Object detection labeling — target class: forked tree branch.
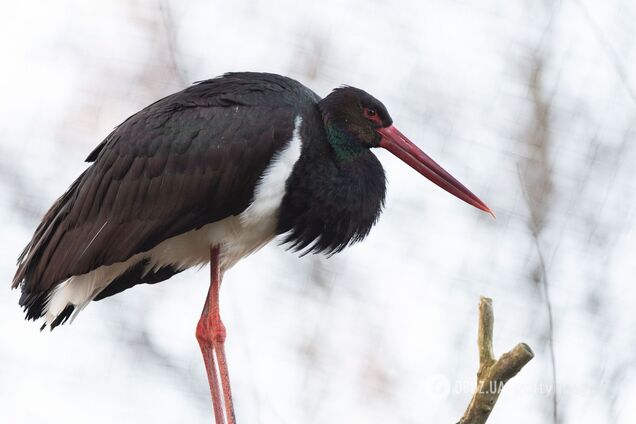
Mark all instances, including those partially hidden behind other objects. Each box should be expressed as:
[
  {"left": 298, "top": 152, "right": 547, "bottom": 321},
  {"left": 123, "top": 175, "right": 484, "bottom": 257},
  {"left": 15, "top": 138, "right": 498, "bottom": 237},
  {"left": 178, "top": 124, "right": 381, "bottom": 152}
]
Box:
[{"left": 457, "top": 297, "right": 534, "bottom": 424}]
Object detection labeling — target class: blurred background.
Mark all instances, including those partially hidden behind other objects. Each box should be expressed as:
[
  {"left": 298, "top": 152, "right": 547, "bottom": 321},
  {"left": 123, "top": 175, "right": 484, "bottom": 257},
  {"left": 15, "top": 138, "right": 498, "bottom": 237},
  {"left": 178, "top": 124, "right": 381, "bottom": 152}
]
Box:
[{"left": 1, "top": 0, "right": 635, "bottom": 423}]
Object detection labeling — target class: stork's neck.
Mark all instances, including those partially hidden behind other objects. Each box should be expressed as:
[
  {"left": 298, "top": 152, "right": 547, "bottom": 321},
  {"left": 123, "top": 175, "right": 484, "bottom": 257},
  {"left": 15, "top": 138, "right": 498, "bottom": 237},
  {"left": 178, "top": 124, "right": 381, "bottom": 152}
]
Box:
[
  {"left": 276, "top": 113, "right": 386, "bottom": 254},
  {"left": 324, "top": 123, "right": 367, "bottom": 162}
]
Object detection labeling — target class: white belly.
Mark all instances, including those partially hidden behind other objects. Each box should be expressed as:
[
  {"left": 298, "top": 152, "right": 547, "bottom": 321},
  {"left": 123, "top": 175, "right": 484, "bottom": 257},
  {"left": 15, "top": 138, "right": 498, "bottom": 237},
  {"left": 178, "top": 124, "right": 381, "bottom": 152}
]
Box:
[{"left": 43, "top": 116, "right": 303, "bottom": 326}]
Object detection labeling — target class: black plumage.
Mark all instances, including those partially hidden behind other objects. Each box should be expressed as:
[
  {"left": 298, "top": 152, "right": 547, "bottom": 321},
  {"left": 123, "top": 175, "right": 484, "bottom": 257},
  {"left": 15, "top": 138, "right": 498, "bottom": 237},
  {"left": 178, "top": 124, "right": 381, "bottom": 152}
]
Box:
[
  {"left": 93, "top": 260, "right": 183, "bottom": 301},
  {"left": 14, "top": 73, "right": 321, "bottom": 320},
  {"left": 13, "top": 72, "right": 412, "bottom": 327},
  {"left": 277, "top": 87, "right": 392, "bottom": 254},
  {"left": 277, "top": 119, "right": 386, "bottom": 255}
]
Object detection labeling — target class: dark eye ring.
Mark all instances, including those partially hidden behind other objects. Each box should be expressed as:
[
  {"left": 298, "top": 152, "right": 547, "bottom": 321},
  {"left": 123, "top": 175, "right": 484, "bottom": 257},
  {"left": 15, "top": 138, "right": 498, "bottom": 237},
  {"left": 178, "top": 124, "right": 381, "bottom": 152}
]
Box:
[{"left": 366, "top": 108, "right": 376, "bottom": 117}]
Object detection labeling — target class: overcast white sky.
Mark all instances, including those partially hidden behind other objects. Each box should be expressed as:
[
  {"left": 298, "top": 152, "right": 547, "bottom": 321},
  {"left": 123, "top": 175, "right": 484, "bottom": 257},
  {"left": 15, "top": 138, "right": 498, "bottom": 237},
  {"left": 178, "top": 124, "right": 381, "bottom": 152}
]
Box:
[{"left": 1, "top": 1, "right": 635, "bottom": 423}]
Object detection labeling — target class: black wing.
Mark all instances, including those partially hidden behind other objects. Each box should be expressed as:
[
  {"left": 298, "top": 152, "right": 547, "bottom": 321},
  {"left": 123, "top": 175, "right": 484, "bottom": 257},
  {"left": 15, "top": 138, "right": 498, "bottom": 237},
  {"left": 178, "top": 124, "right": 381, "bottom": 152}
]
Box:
[{"left": 13, "top": 72, "right": 319, "bottom": 317}]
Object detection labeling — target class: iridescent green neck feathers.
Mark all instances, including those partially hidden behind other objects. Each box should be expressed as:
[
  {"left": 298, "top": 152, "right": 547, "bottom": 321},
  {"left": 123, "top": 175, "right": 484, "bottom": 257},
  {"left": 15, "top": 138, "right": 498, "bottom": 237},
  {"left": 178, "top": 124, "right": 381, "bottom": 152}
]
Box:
[{"left": 325, "top": 123, "right": 366, "bottom": 162}]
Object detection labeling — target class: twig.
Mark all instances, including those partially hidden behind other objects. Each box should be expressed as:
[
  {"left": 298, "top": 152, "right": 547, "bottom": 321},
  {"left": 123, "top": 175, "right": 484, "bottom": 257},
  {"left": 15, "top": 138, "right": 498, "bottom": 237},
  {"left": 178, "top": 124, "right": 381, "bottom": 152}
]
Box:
[
  {"left": 517, "top": 165, "right": 559, "bottom": 422},
  {"left": 457, "top": 297, "right": 534, "bottom": 424}
]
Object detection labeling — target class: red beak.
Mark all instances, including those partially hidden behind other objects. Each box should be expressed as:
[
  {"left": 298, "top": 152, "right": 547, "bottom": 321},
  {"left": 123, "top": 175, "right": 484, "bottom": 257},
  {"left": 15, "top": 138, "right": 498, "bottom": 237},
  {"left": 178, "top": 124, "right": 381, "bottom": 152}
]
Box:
[{"left": 378, "top": 125, "right": 494, "bottom": 217}]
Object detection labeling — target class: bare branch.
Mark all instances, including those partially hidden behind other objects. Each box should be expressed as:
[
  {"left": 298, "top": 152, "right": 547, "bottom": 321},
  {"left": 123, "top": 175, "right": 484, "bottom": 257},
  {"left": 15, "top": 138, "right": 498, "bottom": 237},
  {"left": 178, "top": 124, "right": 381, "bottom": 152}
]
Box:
[
  {"left": 477, "top": 298, "right": 496, "bottom": 377},
  {"left": 457, "top": 297, "right": 534, "bottom": 424}
]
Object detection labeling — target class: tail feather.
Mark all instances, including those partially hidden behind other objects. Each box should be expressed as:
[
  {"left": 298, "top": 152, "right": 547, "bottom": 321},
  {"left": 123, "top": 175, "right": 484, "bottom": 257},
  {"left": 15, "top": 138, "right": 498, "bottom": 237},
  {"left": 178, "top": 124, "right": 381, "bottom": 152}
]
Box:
[{"left": 13, "top": 171, "right": 86, "bottom": 324}]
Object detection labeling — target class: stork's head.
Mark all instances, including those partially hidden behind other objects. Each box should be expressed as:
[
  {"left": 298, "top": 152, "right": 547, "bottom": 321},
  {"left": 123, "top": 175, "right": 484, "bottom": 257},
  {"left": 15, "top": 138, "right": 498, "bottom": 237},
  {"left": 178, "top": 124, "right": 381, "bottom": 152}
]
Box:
[{"left": 319, "top": 86, "right": 493, "bottom": 216}]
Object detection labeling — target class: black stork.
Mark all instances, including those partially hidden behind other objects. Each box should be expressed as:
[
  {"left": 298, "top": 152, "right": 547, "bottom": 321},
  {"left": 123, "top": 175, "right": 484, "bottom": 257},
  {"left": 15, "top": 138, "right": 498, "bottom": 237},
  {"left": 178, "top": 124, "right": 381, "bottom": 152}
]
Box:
[{"left": 12, "top": 72, "right": 491, "bottom": 424}]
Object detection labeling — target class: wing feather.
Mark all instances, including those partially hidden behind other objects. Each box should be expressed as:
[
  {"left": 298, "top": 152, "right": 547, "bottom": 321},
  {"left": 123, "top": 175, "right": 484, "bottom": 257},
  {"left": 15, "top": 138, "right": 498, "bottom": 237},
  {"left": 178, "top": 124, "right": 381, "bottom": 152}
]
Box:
[{"left": 14, "top": 73, "right": 319, "bottom": 312}]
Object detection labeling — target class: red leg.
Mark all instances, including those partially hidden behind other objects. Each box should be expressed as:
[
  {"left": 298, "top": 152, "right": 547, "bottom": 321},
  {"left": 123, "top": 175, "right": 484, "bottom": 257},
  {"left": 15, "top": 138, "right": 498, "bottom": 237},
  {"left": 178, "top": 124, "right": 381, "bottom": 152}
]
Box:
[
  {"left": 196, "top": 246, "right": 236, "bottom": 424},
  {"left": 215, "top": 336, "right": 235, "bottom": 423}
]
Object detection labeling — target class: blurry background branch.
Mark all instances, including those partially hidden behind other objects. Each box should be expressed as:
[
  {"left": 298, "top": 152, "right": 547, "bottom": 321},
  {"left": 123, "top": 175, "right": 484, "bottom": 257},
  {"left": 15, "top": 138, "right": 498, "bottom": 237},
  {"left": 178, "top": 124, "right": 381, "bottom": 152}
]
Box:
[
  {"left": 457, "top": 297, "right": 534, "bottom": 424},
  {"left": 518, "top": 50, "right": 559, "bottom": 423}
]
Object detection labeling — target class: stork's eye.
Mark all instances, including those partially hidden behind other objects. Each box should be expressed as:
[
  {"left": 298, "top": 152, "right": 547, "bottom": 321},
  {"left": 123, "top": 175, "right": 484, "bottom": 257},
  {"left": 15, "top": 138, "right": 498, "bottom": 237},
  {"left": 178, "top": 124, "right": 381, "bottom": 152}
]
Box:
[
  {"left": 364, "top": 107, "right": 382, "bottom": 126},
  {"left": 364, "top": 108, "right": 382, "bottom": 126}
]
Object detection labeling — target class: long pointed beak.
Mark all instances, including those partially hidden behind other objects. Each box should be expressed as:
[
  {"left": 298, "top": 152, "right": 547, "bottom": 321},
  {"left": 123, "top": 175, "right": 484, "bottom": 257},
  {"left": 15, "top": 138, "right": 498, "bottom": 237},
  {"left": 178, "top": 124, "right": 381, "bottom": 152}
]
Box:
[{"left": 378, "top": 125, "right": 494, "bottom": 217}]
